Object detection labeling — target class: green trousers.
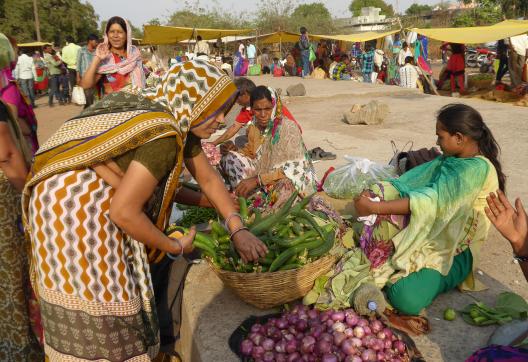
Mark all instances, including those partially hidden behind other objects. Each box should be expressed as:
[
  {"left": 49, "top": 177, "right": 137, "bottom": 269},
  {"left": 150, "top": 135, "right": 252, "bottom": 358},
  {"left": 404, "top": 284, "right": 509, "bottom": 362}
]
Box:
[{"left": 386, "top": 248, "right": 473, "bottom": 316}]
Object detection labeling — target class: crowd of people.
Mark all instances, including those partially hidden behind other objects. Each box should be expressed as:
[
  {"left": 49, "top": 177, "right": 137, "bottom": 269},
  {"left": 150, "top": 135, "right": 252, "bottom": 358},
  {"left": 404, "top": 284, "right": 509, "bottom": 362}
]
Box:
[{"left": 1, "top": 14, "right": 528, "bottom": 362}]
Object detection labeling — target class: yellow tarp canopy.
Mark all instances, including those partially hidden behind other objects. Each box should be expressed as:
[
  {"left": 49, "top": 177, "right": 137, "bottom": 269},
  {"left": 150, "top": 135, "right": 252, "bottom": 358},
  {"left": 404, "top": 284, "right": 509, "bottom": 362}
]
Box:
[
  {"left": 330, "top": 29, "right": 400, "bottom": 43},
  {"left": 143, "top": 25, "right": 254, "bottom": 45},
  {"left": 258, "top": 30, "right": 399, "bottom": 44},
  {"left": 18, "top": 42, "right": 52, "bottom": 47},
  {"left": 410, "top": 22, "right": 528, "bottom": 44}
]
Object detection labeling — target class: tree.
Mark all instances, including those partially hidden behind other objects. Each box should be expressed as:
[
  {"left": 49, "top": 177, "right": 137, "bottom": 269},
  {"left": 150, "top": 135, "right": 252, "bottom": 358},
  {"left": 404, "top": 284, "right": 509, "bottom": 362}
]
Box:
[
  {"left": 289, "top": 3, "right": 335, "bottom": 34},
  {"left": 348, "top": 0, "right": 394, "bottom": 17},
  {"left": 405, "top": 3, "right": 433, "bottom": 16},
  {"left": 454, "top": 0, "right": 502, "bottom": 27},
  {"left": 255, "top": 0, "right": 297, "bottom": 33},
  {"left": 0, "top": 0, "right": 99, "bottom": 44},
  {"left": 463, "top": 0, "right": 528, "bottom": 19}
]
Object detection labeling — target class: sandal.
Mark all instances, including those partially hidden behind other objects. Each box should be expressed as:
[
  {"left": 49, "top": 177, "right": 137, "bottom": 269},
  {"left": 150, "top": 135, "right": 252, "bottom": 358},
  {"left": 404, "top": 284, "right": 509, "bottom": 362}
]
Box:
[
  {"left": 310, "top": 147, "right": 337, "bottom": 161},
  {"left": 383, "top": 308, "right": 431, "bottom": 336}
]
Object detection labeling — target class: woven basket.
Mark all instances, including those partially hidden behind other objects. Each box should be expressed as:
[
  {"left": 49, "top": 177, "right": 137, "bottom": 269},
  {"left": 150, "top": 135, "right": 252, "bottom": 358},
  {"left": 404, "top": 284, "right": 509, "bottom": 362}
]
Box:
[{"left": 209, "top": 254, "right": 338, "bottom": 309}]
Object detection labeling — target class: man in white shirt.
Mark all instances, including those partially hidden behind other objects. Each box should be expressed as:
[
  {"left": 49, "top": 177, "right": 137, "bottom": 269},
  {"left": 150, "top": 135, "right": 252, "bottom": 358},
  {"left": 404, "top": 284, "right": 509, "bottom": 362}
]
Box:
[
  {"left": 14, "top": 48, "right": 37, "bottom": 107},
  {"left": 399, "top": 56, "right": 420, "bottom": 89},
  {"left": 508, "top": 34, "right": 528, "bottom": 86},
  {"left": 194, "top": 36, "right": 210, "bottom": 57},
  {"left": 246, "top": 40, "right": 256, "bottom": 65},
  {"left": 397, "top": 42, "right": 413, "bottom": 67}
]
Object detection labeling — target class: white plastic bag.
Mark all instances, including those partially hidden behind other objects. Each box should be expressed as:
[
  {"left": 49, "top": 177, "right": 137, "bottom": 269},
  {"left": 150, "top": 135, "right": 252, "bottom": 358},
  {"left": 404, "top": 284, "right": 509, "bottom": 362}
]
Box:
[
  {"left": 72, "top": 86, "right": 86, "bottom": 106},
  {"left": 323, "top": 156, "right": 397, "bottom": 199}
]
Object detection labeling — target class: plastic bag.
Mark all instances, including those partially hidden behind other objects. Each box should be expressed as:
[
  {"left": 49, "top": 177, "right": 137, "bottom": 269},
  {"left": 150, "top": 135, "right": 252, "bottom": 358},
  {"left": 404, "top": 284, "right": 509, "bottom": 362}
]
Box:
[
  {"left": 71, "top": 86, "right": 86, "bottom": 106},
  {"left": 309, "top": 45, "right": 316, "bottom": 62},
  {"left": 323, "top": 156, "right": 397, "bottom": 199}
]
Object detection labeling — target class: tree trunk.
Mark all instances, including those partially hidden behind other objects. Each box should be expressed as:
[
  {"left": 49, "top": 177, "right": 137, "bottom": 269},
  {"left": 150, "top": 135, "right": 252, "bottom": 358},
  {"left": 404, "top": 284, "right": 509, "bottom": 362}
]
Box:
[{"left": 33, "top": 0, "right": 41, "bottom": 42}]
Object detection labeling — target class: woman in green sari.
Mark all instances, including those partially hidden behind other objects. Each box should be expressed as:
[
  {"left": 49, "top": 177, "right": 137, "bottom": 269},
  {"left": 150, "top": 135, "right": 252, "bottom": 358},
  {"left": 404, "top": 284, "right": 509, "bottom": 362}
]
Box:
[{"left": 354, "top": 103, "right": 505, "bottom": 315}]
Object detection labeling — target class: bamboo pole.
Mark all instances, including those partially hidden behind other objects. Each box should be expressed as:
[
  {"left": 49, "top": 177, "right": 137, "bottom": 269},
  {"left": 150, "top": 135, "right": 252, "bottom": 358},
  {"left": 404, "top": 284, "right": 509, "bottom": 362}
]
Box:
[{"left": 33, "top": 0, "right": 41, "bottom": 42}]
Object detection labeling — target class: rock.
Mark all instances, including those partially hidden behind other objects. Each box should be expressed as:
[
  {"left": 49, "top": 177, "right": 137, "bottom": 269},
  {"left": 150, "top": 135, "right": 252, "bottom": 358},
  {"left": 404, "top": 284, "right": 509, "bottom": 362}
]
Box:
[
  {"left": 286, "top": 83, "right": 306, "bottom": 96},
  {"left": 342, "top": 100, "right": 389, "bottom": 125}
]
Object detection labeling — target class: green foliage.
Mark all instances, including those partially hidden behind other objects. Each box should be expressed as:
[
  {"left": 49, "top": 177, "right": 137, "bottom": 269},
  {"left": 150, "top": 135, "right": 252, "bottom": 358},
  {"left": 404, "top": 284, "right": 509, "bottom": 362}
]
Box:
[
  {"left": 461, "top": 0, "right": 528, "bottom": 21},
  {"left": 167, "top": 0, "right": 252, "bottom": 29},
  {"left": 0, "top": 0, "right": 99, "bottom": 44},
  {"left": 289, "top": 3, "right": 335, "bottom": 34},
  {"left": 405, "top": 3, "right": 433, "bottom": 16},
  {"left": 453, "top": 1, "right": 502, "bottom": 27},
  {"left": 255, "top": 0, "right": 297, "bottom": 33},
  {"left": 348, "top": 0, "right": 394, "bottom": 16}
]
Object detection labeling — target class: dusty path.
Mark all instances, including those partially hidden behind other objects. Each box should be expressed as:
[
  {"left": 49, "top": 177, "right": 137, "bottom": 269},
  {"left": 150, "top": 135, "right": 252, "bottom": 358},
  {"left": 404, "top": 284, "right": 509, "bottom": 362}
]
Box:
[{"left": 35, "top": 77, "right": 528, "bottom": 361}]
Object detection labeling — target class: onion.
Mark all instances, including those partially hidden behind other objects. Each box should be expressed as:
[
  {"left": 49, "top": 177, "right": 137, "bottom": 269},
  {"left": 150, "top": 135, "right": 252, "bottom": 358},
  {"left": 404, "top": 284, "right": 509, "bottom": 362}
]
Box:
[
  {"left": 320, "top": 332, "right": 333, "bottom": 343},
  {"left": 361, "top": 348, "right": 377, "bottom": 361},
  {"left": 350, "top": 337, "right": 362, "bottom": 348},
  {"left": 384, "top": 339, "right": 393, "bottom": 350},
  {"left": 307, "top": 309, "right": 319, "bottom": 320},
  {"left": 276, "top": 318, "right": 288, "bottom": 329},
  {"left": 265, "top": 325, "right": 278, "bottom": 338},
  {"left": 286, "top": 352, "right": 301, "bottom": 362},
  {"left": 391, "top": 358, "right": 402, "bottom": 362},
  {"left": 262, "top": 338, "right": 275, "bottom": 351},
  {"left": 345, "top": 356, "right": 362, "bottom": 362},
  {"left": 353, "top": 326, "right": 365, "bottom": 338},
  {"left": 326, "top": 319, "right": 335, "bottom": 328},
  {"left": 320, "top": 310, "right": 331, "bottom": 322},
  {"left": 382, "top": 328, "right": 393, "bottom": 340},
  {"left": 284, "top": 333, "right": 295, "bottom": 341},
  {"left": 370, "top": 319, "right": 383, "bottom": 334},
  {"left": 393, "top": 340, "right": 406, "bottom": 354},
  {"left": 240, "top": 339, "right": 253, "bottom": 356},
  {"left": 363, "top": 335, "right": 375, "bottom": 348},
  {"left": 316, "top": 339, "right": 333, "bottom": 354},
  {"left": 296, "top": 320, "right": 308, "bottom": 332},
  {"left": 321, "top": 353, "right": 338, "bottom": 362},
  {"left": 377, "top": 352, "right": 387, "bottom": 361},
  {"left": 263, "top": 351, "right": 275, "bottom": 362},
  {"left": 331, "top": 311, "right": 345, "bottom": 322},
  {"left": 252, "top": 345, "right": 265, "bottom": 359},
  {"left": 371, "top": 338, "right": 384, "bottom": 351},
  {"left": 310, "top": 325, "right": 323, "bottom": 339},
  {"left": 251, "top": 323, "right": 263, "bottom": 333},
  {"left": 363, "top": 326, "right": 372, "bottom": 335},
  {"left": 249, "top": 332, "right": 264, "bottom": 346},
  {"left": 289, "top": 326, "right": 297, "bottom": 335},
  {"left": 285, "top": 339, "right": 298, "bottom": 354},
  {"left": 275, "top": 340, "right": 287, "bottom": 353},
  {"left": 301, "top": 335, "right": 316, "bottom": 354},
  {"left": 341, "top": 338, "right": 358, "bottom": 356},
  {"left": 333, "top": 331, "right": 346, "bottom": 346},
  {"left": 276, "top": 353, "right": 287, "bottom": 362},
  {"left": 345, "top": 314, "right": 359, "bottom": 327},
  {"left": 377, "top": 331, "right": 386, "bottom": 340},
  {"left": 344, "top": 328, "right": 354, "bottom": 337},
  {"left": 332, "top": 321, "right": 346, "bottom": 333},
  {"left": 288, "top": 314, "right": 300, "bottom": 325},
  {"left": 357, "top": 318, "right": 369, "bottom": 328}
]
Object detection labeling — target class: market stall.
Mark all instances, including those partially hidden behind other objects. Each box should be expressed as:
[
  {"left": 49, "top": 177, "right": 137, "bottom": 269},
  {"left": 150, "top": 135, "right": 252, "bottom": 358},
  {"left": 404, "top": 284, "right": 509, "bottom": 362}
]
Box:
[{"left": 142, "top": 25, "right": 255, "bottom": 45}]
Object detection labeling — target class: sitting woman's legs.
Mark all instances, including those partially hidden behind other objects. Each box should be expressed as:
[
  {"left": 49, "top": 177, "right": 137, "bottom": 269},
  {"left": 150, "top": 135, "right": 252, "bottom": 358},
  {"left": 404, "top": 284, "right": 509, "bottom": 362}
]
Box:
[{"left": 386, "top": 248, "right": 473, "bottom": 315}]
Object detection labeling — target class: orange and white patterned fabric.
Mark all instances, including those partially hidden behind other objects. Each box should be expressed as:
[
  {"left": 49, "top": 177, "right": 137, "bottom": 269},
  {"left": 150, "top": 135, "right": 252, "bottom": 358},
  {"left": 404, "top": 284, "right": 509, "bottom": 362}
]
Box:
[{"left": 23, "top": 60, "right": 237, "bottom": 361}]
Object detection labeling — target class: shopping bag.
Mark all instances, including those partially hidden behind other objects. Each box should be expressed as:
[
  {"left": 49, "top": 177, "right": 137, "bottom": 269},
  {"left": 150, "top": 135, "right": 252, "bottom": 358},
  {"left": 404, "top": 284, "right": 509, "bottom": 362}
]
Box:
[
  {"left": 72, "top": 86, "right": 86, "bottom": 105},
  {"left": 248, "top": 64, "right": 261, "bottom": 76},
  {"left": 309, "top": 45, "right": 316, "bottom": 62},
  {"left": 323, "top": 156, "right": 397, "bottom": 199}
]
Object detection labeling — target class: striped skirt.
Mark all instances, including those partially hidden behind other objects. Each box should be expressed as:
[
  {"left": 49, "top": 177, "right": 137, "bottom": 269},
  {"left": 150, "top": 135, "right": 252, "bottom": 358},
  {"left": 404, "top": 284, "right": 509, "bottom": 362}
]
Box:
[{"left": 28, "top": 168, "right": 159, "bottom": 361}]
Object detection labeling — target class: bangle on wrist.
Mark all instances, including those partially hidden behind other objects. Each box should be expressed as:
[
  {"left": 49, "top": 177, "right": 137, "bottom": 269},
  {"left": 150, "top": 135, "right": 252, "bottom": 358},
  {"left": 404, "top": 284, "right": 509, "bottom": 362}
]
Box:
[
  {"left": 230, "top": 226, "right": 249, "bottom": 241},
  {"left": 224, "top": 212, "right": 242, "bottom": 231},
  {"left": 167, "top": 237, "right": 184, "bottom": 260}
]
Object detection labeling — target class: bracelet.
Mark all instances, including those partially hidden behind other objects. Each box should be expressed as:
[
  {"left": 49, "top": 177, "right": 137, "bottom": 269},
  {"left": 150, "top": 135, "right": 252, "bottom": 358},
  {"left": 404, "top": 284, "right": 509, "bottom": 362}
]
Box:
[
  {"left": 230, "top": 226, "right": 249, "bottom": 241},
  {"left": 513, "top": 254, "right": 528, "bottom": 263},
  {"left": 224, "top": 212, "right": 242, "bottom": 230},
  {"left": 167, "top": 237, "right": 184, "bottom": 260}
]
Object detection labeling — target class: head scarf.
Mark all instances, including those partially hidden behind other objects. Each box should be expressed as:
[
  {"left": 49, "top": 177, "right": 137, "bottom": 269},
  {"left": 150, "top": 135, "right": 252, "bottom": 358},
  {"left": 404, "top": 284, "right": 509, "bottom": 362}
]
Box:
[
  {"left": 262, "top": 87, "right": 301, "bottom": 145},
  {"left": 97, "top": 18, "right": 146, "bottom": 89},
  {"left": 0, "top": 33, "right": 16, "bottom": 89}
]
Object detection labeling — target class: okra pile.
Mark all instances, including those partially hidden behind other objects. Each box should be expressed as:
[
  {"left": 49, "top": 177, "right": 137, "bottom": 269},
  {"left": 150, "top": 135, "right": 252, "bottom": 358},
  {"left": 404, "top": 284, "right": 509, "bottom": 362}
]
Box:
[{"left": 167, "top": 192, "right": 338, "bottom": 273}]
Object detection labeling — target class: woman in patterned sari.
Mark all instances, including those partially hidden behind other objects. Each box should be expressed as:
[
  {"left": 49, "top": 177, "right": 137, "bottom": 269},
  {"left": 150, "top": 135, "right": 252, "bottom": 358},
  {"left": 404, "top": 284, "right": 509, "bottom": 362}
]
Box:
[{"left": 23, "top": 60, "right": 268, "bottom": 361}]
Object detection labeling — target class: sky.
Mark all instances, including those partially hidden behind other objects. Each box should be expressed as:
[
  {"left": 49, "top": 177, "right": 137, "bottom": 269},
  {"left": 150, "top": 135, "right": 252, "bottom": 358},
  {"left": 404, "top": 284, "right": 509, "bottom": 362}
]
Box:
[{"left": 87, "top": 0, "right": 441, "bottom": 27}]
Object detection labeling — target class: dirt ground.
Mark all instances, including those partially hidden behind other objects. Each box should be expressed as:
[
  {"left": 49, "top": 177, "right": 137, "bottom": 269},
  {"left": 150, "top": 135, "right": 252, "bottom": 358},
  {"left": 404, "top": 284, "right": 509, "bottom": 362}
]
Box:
[{"left": 34, "top": 76, "right": 528, "bottom": 362}]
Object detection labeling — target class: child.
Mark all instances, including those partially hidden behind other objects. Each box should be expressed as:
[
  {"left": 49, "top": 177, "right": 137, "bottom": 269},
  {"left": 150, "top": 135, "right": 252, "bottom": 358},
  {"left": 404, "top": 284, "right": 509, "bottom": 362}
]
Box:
[
  {"left": 270, "top": 57, "right": 284, "bottom": 77},
  {"left": 58, "top": 58, "right": 70, "bottom": 105}
]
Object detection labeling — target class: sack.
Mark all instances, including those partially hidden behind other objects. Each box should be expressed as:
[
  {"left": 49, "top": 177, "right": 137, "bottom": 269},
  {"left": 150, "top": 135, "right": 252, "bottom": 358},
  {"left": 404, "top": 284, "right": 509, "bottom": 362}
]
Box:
[
  {"left": 248, "top": 64, "right": 261, "bottom": 76},
  {"left": 323, "top": 156, "right": 397, "bottom": 199},
  {"left": 273, "top": 65, "right": 283, "bottom": 77},
  {"left": 309, "top": 45, "right": 316, "bottom": 62},
  {"left": 71, "top": 86, "right": 86, "bottom": 105}
]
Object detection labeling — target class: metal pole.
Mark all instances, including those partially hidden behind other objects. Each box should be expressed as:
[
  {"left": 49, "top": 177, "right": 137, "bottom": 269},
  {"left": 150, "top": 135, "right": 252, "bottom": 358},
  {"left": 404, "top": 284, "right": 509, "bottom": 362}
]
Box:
[{"left": 33, "top": 0, "right": 41, "bottom": 42}]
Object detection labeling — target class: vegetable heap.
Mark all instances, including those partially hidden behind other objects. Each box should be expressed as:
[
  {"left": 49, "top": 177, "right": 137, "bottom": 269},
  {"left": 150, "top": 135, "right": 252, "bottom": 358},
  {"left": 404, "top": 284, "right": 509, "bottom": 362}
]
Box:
[
  {"left": 168, "top": 192, "right": 338, "bottom": 273},
  {"left": 461, "top": 292, "right": 528, "bottom": 326},
  {"left": 240, "top": 304, "right": 409, "bottom": 362},
  {"left": 176, "top": 205, "right": 218, "bottom": 228}
]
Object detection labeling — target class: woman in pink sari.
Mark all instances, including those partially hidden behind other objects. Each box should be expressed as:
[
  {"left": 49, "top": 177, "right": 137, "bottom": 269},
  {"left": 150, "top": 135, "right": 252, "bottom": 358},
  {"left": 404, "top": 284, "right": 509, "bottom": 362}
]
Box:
[
  {"left": 80, "top": 16, "right": 145, "bottom": 95},
  {"left": 0, "top": 35, "right": 39, "bottom": 154}
]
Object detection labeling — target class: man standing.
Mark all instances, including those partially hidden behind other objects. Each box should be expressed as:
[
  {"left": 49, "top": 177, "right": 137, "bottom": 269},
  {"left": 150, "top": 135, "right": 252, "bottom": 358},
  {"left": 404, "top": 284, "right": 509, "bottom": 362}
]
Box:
[
  {"left": 61, "top": 36, "right": 81, "bottom": 96},
  {"left": 246, "top": 40, "right": 256, "bottom": 66},
  {"left": 361, "top": 46, "right": 375, "bottom": 83},
  {"left": 76, "top": 34, "right": 98, "bottom": 108},
  {"left": 14, "top": 48, "right": 37, "bottom": 108},
  {"left": 508, "top": 34, "right": 528, "bottom": 87},
  {"left": 43, "top": 44, "right": 62, "bottom": 107},
  {"left": 299, "top": 27, "right": 311, "bottom": 78},
  {"left": 194, "top": 35, "right": 210, "bottom": 57}
]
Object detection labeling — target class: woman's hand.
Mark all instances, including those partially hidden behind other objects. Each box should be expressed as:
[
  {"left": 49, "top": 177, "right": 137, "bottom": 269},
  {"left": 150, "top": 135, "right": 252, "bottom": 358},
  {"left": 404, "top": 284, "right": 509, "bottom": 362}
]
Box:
[
  {"left": 169, "top": 226, "right": 196, "bottom": 255},
  {"left": 95, "top": 42, "right": 111, "bottom": 61},
  {"left": 235, "top": 177, "right": 259, "bottom": 198},
  {"left": 232, "top": 229, "right": 268, "bottom": 263},
  {"left": 354, "top": 192, "right": 375, "bottom": 217},
  {"left": 486, "top": 190, "right": 528, "bottom": 256}
]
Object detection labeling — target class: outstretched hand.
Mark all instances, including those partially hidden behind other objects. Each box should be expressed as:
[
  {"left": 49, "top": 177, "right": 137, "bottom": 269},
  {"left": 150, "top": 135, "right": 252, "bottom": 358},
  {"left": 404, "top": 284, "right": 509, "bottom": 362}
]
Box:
[
  {"left": 485, "top": 190, "right": 528, "bottom": 256},
  {"left": 232, "top": 229, "right": 268, "bottom": 263},
  {"left": 168, "top": 226, "right": 196, "bottom": 255},
  {"left": 95, "top": 42, "right": 111, "bottom": 61}
]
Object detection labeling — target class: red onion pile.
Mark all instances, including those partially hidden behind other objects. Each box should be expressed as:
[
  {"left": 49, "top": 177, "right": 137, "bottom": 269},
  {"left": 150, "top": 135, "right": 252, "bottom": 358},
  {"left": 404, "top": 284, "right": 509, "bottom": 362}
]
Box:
[{"left": 240, "top": 305, "right": 408, "bottom": 361}]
